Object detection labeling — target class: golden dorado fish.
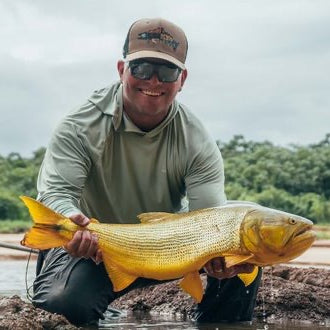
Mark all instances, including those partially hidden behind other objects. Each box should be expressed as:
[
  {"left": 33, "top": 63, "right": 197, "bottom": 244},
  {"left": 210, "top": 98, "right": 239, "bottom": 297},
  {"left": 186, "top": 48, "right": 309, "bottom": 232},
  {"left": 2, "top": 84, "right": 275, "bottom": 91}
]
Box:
[{"left": 20, "top": 196, "right": 315, "bottom": 302}]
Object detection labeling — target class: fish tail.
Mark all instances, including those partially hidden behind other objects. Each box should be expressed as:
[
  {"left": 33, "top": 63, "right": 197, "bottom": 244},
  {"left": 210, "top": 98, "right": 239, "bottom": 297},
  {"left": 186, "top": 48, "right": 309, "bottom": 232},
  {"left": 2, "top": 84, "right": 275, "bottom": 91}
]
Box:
[{"left": 20, "top": 196, "right": 69, "bottom": 250}]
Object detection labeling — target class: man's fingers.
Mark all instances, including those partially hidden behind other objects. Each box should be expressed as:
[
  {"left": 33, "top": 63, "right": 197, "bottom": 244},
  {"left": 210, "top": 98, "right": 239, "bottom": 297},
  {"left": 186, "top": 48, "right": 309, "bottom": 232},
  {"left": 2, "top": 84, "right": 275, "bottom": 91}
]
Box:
[
  {"left": 77, "top": 231, "right": 94, "bottom": 258},
  {"left": 84, "top": 234, "right": 99, "bottom": 259},
  {"left": 64, "top": 230, "right": 83, "bottom": 256},
  {"left": 212, "top": 258, "right": 224, "bottom": 273},
  {"left": 203, "top": 260, "right": 213, "bottom": 274},
  {"left": 63, "top": 213, "right": 96, "bottom": 259},
  {"left": 203, "top": 257, "right": 255, "bottom": 280},
  {"left": 237, "top": 263, "right": 255, "bottom": 274},
  {"left": 64, "top": 230, "right": 99, "bottom": 259},
  {"left": 94, "top": 249, "right": 103, "bottom": 265},
  {"left": 69, "top": 213, "right": 90, "bottom": 227},
  {"left": 203, "top": 258, "right": 226, "bottom": 278},
  {"left": 222, "top": 264, "right": 254, "bottom": 278},
  {"left": 225, "top": 266, "right": 237, "bottom": 278}
]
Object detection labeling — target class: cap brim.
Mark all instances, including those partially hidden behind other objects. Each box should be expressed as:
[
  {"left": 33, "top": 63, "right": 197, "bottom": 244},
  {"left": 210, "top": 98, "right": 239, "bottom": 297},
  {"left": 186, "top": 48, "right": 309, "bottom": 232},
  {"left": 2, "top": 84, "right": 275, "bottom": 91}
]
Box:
[{"left": 125, "top": 50, "right": 186, "bottom": 70}]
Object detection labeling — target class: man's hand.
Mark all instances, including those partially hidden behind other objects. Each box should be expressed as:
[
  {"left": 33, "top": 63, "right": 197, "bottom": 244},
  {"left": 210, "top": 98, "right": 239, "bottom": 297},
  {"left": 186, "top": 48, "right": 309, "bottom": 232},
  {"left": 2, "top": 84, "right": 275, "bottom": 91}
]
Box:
[
  {"left": 203, "top": 257, "right": 254, "bottom": 279},
  {"left": 63, "top": 214, "right": 103, "bottom": 264}
]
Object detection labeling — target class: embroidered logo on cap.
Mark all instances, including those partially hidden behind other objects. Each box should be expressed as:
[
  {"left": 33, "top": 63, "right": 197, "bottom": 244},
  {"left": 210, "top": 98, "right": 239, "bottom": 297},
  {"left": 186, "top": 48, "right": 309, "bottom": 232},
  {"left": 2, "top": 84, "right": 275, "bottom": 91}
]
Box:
[{"left": 138, "top": 27, "right": 179, "bottom": 50}]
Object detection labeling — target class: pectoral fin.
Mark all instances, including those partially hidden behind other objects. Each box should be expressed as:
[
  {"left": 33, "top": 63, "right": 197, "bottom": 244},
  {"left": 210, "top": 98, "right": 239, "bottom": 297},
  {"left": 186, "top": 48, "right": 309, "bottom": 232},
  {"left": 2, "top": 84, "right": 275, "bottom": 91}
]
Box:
[
  {"left": 102, "top": 253, "right": 137, "bottom": 292},
  {"left": 238, "top": 266, "right": 259, "bottom": 286},
  {"left": 224, "top": 254, "right": 253, "bottom": 268},
  {"left": 179, "top": 271, "right": 204, "bottom": 303}
]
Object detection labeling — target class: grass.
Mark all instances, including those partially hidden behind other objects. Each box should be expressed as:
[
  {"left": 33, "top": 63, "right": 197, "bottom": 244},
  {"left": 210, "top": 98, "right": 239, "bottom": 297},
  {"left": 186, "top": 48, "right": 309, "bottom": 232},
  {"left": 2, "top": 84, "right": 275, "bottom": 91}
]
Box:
[{"left": 0, "top": 220, "right": 32, "bottom": 233}]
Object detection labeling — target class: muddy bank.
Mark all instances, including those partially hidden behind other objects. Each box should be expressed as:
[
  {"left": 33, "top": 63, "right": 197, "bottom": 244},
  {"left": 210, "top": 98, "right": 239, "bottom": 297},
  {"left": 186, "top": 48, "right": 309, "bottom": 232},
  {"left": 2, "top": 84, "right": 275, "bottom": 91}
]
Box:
[{"left": 0, "top": 265, "right": 329, "bottom": 329}]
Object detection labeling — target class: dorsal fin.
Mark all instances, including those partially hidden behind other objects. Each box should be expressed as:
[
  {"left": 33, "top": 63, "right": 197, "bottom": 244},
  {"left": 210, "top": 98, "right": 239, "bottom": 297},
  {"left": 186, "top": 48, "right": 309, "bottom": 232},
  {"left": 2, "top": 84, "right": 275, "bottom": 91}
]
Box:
[{"left": 137, "top": 212, "right": 180, "bottom": 223}]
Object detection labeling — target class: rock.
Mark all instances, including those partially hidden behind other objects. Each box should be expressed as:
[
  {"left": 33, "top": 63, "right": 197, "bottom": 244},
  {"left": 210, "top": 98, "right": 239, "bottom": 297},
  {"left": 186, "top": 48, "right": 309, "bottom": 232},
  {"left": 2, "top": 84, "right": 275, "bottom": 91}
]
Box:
[{"left": 0, "top": 295, "right": 79, "bottom": 330}]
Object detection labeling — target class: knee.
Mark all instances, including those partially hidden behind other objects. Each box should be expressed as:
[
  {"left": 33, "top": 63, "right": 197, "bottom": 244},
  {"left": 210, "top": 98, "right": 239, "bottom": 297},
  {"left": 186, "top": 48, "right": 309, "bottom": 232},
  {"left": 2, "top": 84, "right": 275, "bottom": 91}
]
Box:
[
  {"left": 32, "top": 259, "right": 113, "bottom": 325},
  {"left": 34, "top": 289, "right": 95, "bottom": 325}
]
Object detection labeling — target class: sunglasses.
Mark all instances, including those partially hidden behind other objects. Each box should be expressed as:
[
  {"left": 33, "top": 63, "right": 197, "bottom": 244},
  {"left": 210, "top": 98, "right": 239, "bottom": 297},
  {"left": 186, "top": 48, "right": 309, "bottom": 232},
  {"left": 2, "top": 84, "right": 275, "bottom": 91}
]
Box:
[{"left": 128, "top": 60, "right": 182, "bottom": 83}]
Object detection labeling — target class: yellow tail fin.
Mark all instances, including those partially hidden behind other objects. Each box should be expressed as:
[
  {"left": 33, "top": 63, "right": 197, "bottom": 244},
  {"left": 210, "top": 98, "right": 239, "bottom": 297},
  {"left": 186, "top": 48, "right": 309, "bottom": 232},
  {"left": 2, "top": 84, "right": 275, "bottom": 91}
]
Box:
[{"left": 20, "top": 196, "right": 68, "bottom": 250}]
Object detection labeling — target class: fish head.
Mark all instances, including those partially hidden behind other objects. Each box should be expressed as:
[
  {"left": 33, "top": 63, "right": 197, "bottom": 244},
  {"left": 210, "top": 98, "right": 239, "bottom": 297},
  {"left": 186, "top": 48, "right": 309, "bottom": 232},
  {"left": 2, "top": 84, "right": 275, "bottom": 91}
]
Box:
[{"left": 241, "top": 206, "right": 316, "bottom": 265}]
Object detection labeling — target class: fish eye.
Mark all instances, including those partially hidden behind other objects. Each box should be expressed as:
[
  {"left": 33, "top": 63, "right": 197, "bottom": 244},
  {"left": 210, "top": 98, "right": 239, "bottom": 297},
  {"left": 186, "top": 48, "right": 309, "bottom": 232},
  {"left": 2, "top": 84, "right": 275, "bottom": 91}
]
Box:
[{"left": 289, "top": 218, "right": 297, "bottom": 225}]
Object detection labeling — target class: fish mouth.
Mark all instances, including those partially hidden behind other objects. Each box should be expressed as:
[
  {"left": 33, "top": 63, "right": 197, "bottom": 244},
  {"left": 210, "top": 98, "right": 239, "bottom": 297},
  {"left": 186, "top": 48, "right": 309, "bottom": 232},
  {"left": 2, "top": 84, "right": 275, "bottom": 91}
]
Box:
[
  {"left": 294, "top": 225, "right": 312, "bottom": 238},
  {"left": 280, "top": 227, "right": 316, "bottom": 263},
  {"left": 292, "top": 225, "right": 316, "bottom": 245}
]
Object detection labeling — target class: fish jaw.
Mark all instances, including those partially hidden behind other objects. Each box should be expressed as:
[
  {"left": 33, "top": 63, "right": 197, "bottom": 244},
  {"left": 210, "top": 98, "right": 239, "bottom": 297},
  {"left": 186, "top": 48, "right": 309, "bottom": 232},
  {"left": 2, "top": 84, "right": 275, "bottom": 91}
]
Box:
[
  {"left": 240, "top": 206, "right": 316, "bottom": 266},
  {"left": 279, "top": 223, "right": 316, "bottom": 263}
]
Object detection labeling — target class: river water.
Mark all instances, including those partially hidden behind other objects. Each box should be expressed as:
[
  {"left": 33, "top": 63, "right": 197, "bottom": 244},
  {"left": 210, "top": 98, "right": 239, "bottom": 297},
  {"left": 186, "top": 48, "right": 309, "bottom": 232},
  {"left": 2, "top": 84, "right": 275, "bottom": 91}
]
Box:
[
  {"left": 0, "top": 259, "right": 36, "bottom": 298},
  {"left": 0, "top": 260, "right": 328, "bottom": 330}
]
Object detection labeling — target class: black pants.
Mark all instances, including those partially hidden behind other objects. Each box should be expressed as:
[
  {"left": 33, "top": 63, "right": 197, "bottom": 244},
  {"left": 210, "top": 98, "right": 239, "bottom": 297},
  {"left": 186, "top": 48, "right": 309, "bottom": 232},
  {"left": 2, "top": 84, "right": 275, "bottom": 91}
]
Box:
[{"left": 32, "top": 248, "right": 261, "bottom": 326}]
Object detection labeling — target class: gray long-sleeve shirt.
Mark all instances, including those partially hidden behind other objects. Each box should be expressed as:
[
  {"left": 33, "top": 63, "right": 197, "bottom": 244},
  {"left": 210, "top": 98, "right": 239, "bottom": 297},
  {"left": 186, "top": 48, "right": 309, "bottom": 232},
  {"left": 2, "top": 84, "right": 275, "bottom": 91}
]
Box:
[{"left": 37, "top": 82, "right": 226, "bottom": 223}]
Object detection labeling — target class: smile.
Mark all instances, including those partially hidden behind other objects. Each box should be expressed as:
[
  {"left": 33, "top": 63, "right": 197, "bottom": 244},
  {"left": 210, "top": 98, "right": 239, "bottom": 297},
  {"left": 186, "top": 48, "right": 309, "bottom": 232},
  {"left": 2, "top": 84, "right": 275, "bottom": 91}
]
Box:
[{"left": 140, "top": 89, "right": 163, "bottom": 97}]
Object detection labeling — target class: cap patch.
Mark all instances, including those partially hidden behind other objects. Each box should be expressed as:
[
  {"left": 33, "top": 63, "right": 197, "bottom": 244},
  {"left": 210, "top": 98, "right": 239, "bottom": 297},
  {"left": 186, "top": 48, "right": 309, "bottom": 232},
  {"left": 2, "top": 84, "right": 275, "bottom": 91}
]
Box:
[{"left": 138, "top": 27, "right": 179, "bottom": 51}]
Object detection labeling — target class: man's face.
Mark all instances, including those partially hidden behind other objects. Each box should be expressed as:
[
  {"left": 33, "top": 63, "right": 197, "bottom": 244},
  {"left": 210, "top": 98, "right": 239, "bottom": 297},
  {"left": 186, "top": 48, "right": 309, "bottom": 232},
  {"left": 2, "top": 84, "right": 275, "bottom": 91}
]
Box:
[{"left": 118, "top": 58, "right": 187, "bottom": 124}]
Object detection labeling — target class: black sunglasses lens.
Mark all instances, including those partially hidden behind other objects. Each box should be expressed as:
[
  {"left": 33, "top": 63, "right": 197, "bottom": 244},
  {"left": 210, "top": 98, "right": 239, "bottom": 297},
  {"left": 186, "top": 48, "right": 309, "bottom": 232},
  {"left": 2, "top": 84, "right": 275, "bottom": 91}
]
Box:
[
  {"left": 130, "top": 62, "right": 154, "bottom": 80},
  {"left": 129, "top": 61, "right": 181, "bottom": 82},
  {"left": 158, "top": 65, "right": 181, "bottom": 82}
]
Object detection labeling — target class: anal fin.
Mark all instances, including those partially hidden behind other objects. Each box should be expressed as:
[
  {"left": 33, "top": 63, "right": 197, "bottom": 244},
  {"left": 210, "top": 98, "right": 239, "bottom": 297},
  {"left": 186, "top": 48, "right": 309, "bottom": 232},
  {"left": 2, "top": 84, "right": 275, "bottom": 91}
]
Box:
[
  {"left": 102, "top": 253, "right": 137, "bottom": 292},
  {"left": 238, "top": 266, "right": 259, "bottom": 286},
  {"left": 179, "top": 271, "right": 204, "bottom": 303}
]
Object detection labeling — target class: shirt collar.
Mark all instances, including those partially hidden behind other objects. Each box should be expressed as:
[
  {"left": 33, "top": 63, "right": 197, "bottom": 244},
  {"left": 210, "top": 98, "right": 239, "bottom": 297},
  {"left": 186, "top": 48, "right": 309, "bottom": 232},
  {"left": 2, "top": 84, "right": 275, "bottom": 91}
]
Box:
[
  {"left": 88, "top": 82, "right": 123, "bottom": 131},
  {"left": 89, "top": 81, "right": 179, "bottom": 135},
  {"left": 122, "top": 112, "right": 144, "bottom": 133}
]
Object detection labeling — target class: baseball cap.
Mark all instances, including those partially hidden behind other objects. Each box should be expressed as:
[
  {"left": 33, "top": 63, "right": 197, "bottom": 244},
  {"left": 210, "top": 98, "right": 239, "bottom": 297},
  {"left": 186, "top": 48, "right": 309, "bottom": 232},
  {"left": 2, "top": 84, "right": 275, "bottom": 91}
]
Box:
[{"left": 123, "top": 18, "right": 188, "bottom": 70}]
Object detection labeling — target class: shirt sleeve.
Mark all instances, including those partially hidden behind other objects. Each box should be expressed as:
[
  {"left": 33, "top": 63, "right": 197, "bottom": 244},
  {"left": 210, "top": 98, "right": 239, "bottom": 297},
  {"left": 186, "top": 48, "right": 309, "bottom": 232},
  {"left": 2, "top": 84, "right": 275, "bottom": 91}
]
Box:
[
  {"left": 37, "top": 119, "right": 91, "bottom": 217},
  {"left": 185, "top": 136, "right": 227, "bottom": 211}
]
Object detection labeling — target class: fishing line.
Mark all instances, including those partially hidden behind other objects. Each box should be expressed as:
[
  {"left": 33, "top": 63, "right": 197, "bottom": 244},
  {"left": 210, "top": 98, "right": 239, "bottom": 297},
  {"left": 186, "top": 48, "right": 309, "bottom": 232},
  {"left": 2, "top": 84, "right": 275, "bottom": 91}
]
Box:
[{"left": 25, "top": 249, "right": 34, "bottom": 302}]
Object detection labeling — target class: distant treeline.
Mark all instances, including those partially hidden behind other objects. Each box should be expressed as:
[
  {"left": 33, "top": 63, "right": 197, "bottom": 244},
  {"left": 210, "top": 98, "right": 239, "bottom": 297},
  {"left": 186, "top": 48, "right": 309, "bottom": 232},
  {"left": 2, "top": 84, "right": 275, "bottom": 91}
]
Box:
[
  {"left": 0, "top": 134, "right": 329, "bottom": 224},
  {"left": 217, "top": 134, "right": 330, "bottom": 223}
]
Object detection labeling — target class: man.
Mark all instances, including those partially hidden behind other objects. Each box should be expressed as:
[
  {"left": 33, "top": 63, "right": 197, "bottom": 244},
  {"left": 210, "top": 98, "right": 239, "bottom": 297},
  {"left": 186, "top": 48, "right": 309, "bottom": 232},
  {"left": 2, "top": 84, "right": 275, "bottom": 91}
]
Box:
[{"left": 33, "top": 18, "right": 260, "bottom": 326}]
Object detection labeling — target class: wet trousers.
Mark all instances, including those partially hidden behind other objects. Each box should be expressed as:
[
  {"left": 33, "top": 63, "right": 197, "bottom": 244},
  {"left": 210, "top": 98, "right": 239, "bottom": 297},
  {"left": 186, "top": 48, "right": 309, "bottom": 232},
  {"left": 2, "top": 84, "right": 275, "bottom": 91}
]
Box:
[{"left": 32, "top": 248, "right": 262, "bottom": 326}]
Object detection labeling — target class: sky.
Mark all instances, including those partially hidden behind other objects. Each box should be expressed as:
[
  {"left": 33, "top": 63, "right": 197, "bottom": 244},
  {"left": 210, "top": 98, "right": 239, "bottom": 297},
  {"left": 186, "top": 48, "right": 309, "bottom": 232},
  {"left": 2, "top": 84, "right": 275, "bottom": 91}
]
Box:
[{"left": 1, "top": 0, "right": 329, "bottom": 157}]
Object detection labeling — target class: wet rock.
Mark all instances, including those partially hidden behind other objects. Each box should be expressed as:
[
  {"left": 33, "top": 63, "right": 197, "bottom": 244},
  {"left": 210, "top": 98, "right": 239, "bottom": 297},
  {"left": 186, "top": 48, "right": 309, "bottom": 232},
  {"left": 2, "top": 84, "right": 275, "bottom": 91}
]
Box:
[{"left": 0, "top": 295, "right": 79, "bottom": 330}]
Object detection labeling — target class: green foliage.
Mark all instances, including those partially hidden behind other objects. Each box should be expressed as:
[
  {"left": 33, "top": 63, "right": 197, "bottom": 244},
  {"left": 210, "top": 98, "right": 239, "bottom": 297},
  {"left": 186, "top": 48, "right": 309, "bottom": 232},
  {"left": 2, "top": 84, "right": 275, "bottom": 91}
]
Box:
[
  {"left": 0, "top": 148, "right": 45, "bottom": 226},
  {"left": 0, "top": 190, "right": 23, "bottom": 220},
  {"left": 0, "top": 219, "right": 32, "bottom": 233},
  {"left": 219, "top": 135, "right": 330, "bottom": 224},
  {"left": 0, "top": 135, "right": 329, "bottom": 230}
]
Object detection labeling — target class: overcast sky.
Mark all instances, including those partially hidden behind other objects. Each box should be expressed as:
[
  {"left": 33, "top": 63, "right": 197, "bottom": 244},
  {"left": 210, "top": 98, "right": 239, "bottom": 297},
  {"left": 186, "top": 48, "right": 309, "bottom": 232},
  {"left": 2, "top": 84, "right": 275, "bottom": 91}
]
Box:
[{"left": 1, "top": 0, "right": 329, "bottom": 157}]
